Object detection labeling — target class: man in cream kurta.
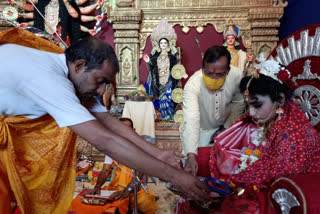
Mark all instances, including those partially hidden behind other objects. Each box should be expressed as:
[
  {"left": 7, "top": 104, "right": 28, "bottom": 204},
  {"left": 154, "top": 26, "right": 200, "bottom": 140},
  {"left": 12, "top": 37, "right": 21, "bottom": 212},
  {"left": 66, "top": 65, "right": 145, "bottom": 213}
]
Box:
[{"left": 180, "top": 46, "right": 245, "bottom": 176}]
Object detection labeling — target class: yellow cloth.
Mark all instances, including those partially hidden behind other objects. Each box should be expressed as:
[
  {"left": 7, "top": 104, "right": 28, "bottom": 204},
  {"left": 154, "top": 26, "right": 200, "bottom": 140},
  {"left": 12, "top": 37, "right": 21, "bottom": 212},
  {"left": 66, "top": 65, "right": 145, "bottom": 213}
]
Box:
[
  {"left": 0, "top": 27, "right": 74, "bottom": 214},
  {"left": 71, "top": 162, "right": 157, "bottom": 214},
  {"left": 0, "top": 115, "right": 77, "bottom": 214},
  {"left": 70, "top": 162, "right": 132, "bottom": 214},
  {"left": 70, "top": 194, "right": 129, "bottom": 214},
  {"left": 227, "top": 48, "right": 247, "bottom": 73},
  {"left": 0, "top": 27, "right": 64, "bottom": 53},
  {"left": 109, "top": 163, "right": 157, "bottom": 214},
  {"left": 130, "top": 187, "right": 157, "bottom": 214},
  {"left": 0, "top": 153, "right": 12, "bottom": 213}
]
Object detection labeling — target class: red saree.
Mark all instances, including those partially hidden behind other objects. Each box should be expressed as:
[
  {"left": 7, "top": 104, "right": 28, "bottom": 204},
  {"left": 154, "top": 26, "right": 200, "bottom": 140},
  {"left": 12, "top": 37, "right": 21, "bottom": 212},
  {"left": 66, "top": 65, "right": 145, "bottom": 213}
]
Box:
[{"left": 208, "top": 99, "right": 320, "bottom": 213}]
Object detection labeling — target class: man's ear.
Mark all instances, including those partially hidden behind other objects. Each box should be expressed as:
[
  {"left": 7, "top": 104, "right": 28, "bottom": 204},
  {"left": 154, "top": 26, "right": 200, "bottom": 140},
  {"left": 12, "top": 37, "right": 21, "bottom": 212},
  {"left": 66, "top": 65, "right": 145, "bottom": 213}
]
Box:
[
  {"left": 74, "top": 59, "right": 87, "bottom": 74},
  {"left": 278, "top": 92, "right": 286, "bottom": 107}
]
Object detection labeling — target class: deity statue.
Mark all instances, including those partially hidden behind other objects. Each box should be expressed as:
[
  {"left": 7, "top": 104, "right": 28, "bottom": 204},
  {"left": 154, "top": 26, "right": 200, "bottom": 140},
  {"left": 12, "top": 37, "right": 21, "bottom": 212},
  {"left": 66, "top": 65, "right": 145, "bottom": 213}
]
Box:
[
  {"left": 122, "top": 58, "right": 131, "bottom": 84},
  {"left": 223, "top": 23, "right": 253, "bottom": 74},
  {"left": 5, "top": 0, "right": 105, "bottom": 46},
  {"left": 143, "top": 19, "right": 178, "bottom": 121}
]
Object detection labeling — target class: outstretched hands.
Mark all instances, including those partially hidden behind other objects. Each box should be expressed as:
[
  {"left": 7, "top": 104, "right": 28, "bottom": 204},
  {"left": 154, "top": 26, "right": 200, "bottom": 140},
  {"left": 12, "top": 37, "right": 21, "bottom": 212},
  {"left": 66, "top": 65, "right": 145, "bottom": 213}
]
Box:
[
  {"left": 184, "top": 153, "right": 198, "bottom": 176},
  {"left": 170, "top": 170, "right": 211, "bottom": 201},
  {"left": 157, "top": 150, "right": 210, "bottom": 201},
  {"left": 157, "top": 149, "right": 184, "bottom": 169}
]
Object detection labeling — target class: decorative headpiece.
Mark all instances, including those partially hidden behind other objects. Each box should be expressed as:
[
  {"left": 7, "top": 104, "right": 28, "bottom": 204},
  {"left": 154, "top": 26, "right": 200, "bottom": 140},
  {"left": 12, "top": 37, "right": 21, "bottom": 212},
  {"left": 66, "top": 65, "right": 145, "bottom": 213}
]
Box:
[
  {"left": 150, "top": 19, "right": 177, "bottom": 55},
  {"left": 244, "top": 53, "right": 297, "bottom": 102},
  {"left": 253, "top": 53, "right": 294, "bottom": 86},
  {"left": 223, "top": 24, "right": 239, "bottom": 40}
]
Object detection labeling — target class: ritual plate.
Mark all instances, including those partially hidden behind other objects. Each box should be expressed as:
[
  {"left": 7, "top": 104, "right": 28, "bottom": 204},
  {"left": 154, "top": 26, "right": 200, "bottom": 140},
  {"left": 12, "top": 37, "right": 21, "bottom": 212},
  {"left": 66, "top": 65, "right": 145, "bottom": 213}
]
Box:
[
  {"left": 81, "top": 197, "right": 110, "bottom": 206},
  {"left": 171, "top": 64, "right": 186, "bottom": 80},
  {"left": 81, "top": 190, "right": 117, "bottom": 206},
  {"left": 172, "top": 88, "right": 183, "bottom": 103}
]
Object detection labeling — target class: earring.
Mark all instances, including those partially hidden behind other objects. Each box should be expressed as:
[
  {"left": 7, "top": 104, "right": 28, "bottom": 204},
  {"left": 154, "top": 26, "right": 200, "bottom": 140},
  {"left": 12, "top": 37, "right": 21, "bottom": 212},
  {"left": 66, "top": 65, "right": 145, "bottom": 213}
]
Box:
[{"left": 276, "top": 107, "right": 284, "bottom": 120}]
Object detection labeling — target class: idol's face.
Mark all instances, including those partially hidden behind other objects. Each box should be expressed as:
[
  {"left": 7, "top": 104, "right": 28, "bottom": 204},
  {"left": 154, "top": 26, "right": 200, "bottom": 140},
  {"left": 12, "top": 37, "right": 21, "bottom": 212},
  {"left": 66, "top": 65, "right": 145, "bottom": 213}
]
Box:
[
  {"left": 248, "top": 94, "right": 277, "bottom": 124},
  {"left": 225, "top": 35, "right": 236, "bottom": 47},
  {"left": 159, "top": 39, "right": 169, "bottom": 50}
]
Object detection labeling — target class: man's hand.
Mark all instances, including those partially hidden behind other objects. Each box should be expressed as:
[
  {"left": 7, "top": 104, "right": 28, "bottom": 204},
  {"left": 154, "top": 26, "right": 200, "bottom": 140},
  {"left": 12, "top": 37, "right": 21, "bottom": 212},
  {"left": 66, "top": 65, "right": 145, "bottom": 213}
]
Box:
[
  {"left": 110, "top": 190, "right": 129, "bottom": 201},
  {"left": 86, "top": 185, "right": 101, "bottom": 195},
  {"left": 184, "top": 153, "right": 198, "bottom": 176},
  {"left": 157, "top": 150, "right": 184, "bottom": 169},
  {"left": 170, "top": 170, "right": 210, "bottom": 201}
]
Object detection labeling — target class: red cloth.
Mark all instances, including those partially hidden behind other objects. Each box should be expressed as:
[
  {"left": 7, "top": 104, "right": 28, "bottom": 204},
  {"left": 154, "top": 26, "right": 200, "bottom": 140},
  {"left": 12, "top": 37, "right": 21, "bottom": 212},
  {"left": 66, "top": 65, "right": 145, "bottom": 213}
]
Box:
[
  {"left": 196, "top": 147, "right": 212, "bottom": 178},
  {"left": 208, "top": 99, "right": 320, "bottom": 213},
  {"left": 270, "top": 173, "right": 320, "bottom": 214},
  {"left": 175, "top": 100, "right": 320, "bottom": 214},
  {"left": 209, "top": 120, "right": 257, "bottom": 180}
]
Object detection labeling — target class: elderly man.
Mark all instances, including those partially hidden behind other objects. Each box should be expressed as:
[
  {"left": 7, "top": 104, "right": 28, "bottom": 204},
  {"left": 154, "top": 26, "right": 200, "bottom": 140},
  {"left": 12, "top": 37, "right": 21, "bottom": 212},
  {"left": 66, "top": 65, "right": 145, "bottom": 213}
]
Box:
[
  {"left": 0, "top": 37, "right": 209, "bottom": 213},
  {"left": 180, "top": 46, "right": 245, "bottom": 176}
]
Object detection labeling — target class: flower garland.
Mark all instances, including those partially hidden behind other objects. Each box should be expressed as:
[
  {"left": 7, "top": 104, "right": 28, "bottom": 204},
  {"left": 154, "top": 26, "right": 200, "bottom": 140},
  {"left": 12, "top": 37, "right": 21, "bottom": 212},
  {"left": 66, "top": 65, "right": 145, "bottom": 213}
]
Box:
[{"left": 235, "top": 126, "right": 267, "bottom": 174}]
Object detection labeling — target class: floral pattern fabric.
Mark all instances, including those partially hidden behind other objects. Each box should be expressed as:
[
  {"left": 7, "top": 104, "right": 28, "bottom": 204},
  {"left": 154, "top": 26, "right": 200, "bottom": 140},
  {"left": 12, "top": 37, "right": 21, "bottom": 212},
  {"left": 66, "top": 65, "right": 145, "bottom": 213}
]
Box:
[
  {"left": 208, "top": 99, "right": 320, "bottom": 213},
  {"left": 210, "top": 100, "right": 320, "bottom": 188}
]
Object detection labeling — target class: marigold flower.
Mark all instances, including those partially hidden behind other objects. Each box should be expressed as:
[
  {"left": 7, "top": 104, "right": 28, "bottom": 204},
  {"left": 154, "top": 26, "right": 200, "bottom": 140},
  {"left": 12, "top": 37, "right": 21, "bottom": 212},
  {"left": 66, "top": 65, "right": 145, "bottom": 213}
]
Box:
[
  {"left": 244, "top": 148, "right": 253, "bottom": 155},
  {"left": 254, "top": 149, "right": 261, "bottom": 157}
]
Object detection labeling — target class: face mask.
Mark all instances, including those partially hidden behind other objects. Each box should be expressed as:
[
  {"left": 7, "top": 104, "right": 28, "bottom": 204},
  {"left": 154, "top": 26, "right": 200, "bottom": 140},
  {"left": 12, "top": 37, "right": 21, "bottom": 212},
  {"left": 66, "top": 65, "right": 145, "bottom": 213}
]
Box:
[{"left": 202, "top": 73, "right": 227, "bottom": 91}]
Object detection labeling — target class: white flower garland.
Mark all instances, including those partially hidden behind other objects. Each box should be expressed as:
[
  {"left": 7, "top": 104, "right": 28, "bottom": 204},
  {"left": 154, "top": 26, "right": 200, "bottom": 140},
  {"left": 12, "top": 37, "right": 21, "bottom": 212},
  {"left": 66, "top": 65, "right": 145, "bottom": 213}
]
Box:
[{"left": 234, "top": 127, "right": 267, "bottom": 174}]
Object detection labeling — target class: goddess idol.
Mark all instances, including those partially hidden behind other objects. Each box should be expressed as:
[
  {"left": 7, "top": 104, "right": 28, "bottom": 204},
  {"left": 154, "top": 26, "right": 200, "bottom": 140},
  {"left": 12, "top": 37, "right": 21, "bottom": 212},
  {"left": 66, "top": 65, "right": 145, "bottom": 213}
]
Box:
[{"left": 143, "top": 19, "right": 178, "bottom": 121}]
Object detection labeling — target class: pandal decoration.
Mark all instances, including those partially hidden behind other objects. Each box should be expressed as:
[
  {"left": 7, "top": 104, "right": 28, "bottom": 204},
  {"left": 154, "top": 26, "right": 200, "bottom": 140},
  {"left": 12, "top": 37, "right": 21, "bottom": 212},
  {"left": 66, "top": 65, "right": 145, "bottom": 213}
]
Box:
[
  {"left": 172, "top": 88, "right": 183, "bottom": 103},
  {"left": 2, "top": 6, "right": 18, "bottom": 20},
  {"left": 171, "top": 64, "right": 188, "bottom": 80},
  {"left": 173, "top": 110, "right": 183, "bottom": 123}
]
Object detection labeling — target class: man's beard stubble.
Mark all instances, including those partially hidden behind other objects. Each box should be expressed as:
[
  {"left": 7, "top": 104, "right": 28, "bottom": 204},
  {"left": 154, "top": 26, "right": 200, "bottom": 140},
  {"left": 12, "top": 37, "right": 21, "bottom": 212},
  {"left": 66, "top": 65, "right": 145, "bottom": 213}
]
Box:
[{"left": 76, "top": 91, "right": 99, "bottom": 102}]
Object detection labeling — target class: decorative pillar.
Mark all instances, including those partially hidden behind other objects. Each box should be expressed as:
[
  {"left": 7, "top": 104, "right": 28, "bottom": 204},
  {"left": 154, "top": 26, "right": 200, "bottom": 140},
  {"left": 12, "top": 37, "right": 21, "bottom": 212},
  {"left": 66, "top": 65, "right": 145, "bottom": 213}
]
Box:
[
  {"left": 249, "top": 2, "right": 286, "bottom": 58},
  {"left": 109, "top": 6, "right": 142, "bottom": 103}
]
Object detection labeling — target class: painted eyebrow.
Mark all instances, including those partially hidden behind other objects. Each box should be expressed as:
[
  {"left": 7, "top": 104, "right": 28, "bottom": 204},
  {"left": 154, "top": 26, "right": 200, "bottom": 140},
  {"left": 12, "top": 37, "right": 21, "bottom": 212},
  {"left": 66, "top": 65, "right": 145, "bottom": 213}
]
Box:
[{"left": 248, "top": 97, "right": 260, "bottom": 105}]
